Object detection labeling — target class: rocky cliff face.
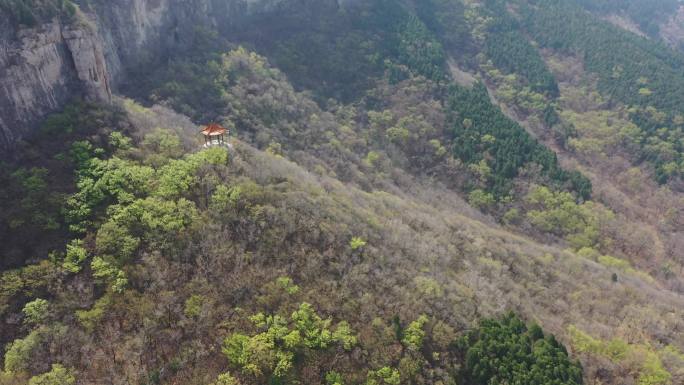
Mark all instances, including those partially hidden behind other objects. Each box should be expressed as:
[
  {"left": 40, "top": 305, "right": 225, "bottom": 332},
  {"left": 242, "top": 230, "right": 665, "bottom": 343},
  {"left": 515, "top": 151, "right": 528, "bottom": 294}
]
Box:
[
  {"left": 0, "top": 11, "right": 111, "bottom": 152},
  {"left": 0, "top": 0, "right": 275, "bottom": 153}
]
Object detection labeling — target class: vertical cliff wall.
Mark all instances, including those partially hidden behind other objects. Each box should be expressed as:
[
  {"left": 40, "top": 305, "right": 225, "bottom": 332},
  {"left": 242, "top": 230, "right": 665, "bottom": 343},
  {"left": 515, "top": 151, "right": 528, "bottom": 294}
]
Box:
[
  {"left": 0, "top": 14, "right": 110, "bottom": 151},
  {"left": 0, "top": 0, "right": 276, "bottom": 153}
]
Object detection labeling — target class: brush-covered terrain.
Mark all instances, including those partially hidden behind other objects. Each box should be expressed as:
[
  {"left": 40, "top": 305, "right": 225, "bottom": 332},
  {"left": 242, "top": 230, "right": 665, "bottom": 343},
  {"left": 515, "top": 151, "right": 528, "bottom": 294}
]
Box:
[{"left": 1, "top": 1, "right": 683, "bottom": 385}]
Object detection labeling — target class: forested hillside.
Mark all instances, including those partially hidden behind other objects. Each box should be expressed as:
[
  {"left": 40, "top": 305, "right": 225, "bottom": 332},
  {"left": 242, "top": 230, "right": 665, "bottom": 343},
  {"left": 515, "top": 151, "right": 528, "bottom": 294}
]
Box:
[
  {"left": 520, "top": 0, "right": 684, "bottom": 184},
  {"left": 1, "top": 1, "right": 683, "bottom": 385}
]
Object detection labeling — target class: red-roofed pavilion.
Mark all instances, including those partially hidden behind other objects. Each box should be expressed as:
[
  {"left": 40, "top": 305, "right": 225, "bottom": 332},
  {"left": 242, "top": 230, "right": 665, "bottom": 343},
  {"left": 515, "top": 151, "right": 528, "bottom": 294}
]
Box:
[{"left": 201, "top": 123, "right": 228, "bottom": 147}]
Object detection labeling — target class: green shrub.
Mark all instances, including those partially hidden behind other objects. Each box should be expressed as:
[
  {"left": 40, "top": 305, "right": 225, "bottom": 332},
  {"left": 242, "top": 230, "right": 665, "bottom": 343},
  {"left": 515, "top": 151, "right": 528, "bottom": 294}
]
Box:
[
  {"left": 209, "top": 372, "right": 241, "bottom": 385},
  {"left": 325, "top": 371, "right": 344, "bottom": 385},
  {"left": 468, "top": 189, "right": 495, "bottom": 209},
  {"left": 91, "top": 257, "right": 128, "bottom": 293},
  {"left": 76, "top": 295, "right": 111, "bottom": 332},
  {"left": 413, "top": 276, "right": 444, "bottom": 299},
  {"left": 184, "top": 294, "right": 204, "bottom": 318},
  {"left": 568, "top": 325, "right": 670, "bottom": 385},
  {"left": 402, "top": 315, "right": 429, "bottom": 351},
  {"left": 28, "top": 364, "right": 75, "bottom": 385},
  {"left": 525, "top": 185, "right": 611, "bottom": 249},
  {"left": 275, "top": 277, "right": 299, "bottom": 295},
  {"left": 350, "top": 237, "right": 367, "bottom": 251},
  {"left": 62, "top": 239, "right": 88, "bottom": 273},
  {"left": 366, "top": 367, "right": 401, "bottom": 385},
  {"left": 22, "top": 298, "right": 49, "bottom": 325},
  {"left": 223, "top": 303, "right": 357, "bottom": 381},
  {"left": 95, "top": 221, "right": 140, "bottom": 263},
  {"left": 4, "top": 329, "right": 42, "bottom": 372}
]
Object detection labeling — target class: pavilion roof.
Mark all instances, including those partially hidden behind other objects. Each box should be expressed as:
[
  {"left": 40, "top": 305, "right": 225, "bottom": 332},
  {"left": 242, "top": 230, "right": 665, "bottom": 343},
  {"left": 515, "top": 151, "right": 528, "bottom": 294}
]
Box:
[{"left": 201, "top": 123, "right": 227, "bottom": 136}]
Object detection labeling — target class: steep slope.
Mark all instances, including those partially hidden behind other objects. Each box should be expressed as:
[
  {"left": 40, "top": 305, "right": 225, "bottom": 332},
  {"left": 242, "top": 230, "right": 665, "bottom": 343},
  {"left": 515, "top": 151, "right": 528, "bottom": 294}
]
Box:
[
  {"left": 1, "top": 1, "right": 684, "bottom": 385},
  {"left": 0, "top": 43, "right": 682, "bottom": 384},
  {"left": 2, "top": 94, "right": 682, "bottom": 385},
  {"left": 459, "top": 0, "right": 684, "bottom": 290}
]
